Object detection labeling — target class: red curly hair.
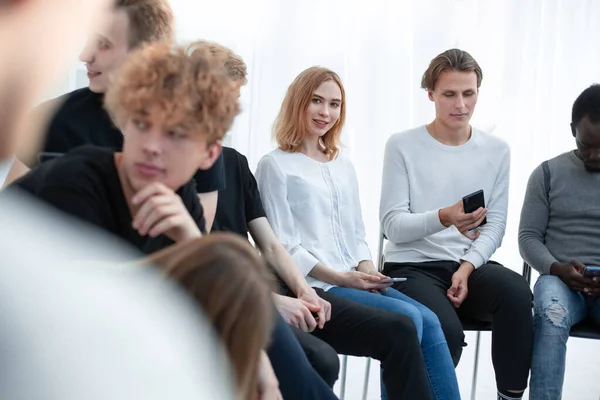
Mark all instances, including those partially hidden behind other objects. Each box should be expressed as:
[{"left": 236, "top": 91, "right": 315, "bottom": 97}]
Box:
[{"left": 104, "top": 41, "right": 241, "bottom": 144}]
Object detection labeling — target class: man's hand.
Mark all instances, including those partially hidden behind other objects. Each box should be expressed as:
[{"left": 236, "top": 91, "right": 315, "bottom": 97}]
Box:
[
  {"left": 439, "top": 199, "right": 487, "bottom": 240},
  {"left": 257, "top": 351, "right": 282, "bottom": 400},
  {"left": 298, "top": 289, "right": 331, "bottom": 329},
  {"left": 273, "top": 294, "right": 319, "bottom": 332},
  {"left": 550, "top": 260, "right": 595, "bottom": 292},
  {"left": 447, "top": 262, "right": 475, "bottom": 308},
  {"left": 131, "top": 182, "right": 201, "bottom": 242}
]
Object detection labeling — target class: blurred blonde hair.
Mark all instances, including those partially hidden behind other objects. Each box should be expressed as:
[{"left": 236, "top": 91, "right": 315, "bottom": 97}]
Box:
[
  {"left": 273, "top": 66, "right": 346, "bottom": 159},
  {"left": 187, "top": 40, "right": 248, "bottom": 85},
  {"left": 115, "top": 0, "right": 175, "bottom": 48},
  {"left": 144, "top": 233, "right": 275, "bottom": 400}
]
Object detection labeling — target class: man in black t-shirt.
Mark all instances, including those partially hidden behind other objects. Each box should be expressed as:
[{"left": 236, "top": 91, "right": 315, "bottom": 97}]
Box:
[
  {"left": 10, "top": 42, "right": 240, "bottom": 255},
  {"left": 5, "top": 0, "right": 225, "bottom": 230}
]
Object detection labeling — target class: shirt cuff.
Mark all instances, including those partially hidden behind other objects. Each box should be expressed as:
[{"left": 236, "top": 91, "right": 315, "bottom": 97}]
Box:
[
  {"left": 430, "top": 209, "right": 447, "bottom": 231},
  {"left": 538, "top": 254, "right": 558, "bottom": 275},
  {"left": 356, "top": 242, "right": 372, "bottom": 264},
  {"left": 290, "top": 247, "right": 320, "bottom": 276},
  {"left": 461, "top": 250, "right": 486, "bottom": 269}
]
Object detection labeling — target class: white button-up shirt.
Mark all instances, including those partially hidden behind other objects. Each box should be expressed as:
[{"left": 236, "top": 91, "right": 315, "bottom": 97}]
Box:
[{"left": 256, "top": 148, "right": 372, "bottom": 291}]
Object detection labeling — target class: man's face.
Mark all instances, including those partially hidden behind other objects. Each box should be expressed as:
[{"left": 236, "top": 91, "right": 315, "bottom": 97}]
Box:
[
  {"left": 121, "top": 106, "right": 222, "bottom": 192},
  {"left": 79, "top": 9, "right": 130, "bottom": 94},
  {"left": 428, "top": 70, "right": 479, "bottom": 130},
  {"left": 572, "top": 115, "right": 600, "bottom": 172}
]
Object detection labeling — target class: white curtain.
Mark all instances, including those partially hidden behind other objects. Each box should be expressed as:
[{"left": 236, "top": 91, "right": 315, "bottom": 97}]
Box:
[
  {"left": 169, "top": 0, "right": 600, "bottom": 274},
  {"left": 59, "top": 1, "right": 600, "bottom": 397}
]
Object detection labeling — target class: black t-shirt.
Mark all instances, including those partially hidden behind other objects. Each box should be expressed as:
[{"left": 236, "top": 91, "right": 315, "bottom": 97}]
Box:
[
  {"left": 33, "top": 87, "right": 225, "bottom": 193},
  {"left": 212, "top": 147, "right": 266, "bottom": 236},
  {"left": 11, "top": 145, "right": 206, "bottom": 254}
]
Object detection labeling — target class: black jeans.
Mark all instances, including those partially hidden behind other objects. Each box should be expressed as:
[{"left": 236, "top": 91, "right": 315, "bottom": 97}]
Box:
[
  {"left": 311, "top": 288, "right": 432, "bottom": 400},
  {"left": 292, "top": 327, "right": 340, "bottom": 388},
  {"left": 384, "top": 260, "right": 533, "bottom": 391},
  {"left": 267, "top": 312, "right": 338, "bottom": 400}
]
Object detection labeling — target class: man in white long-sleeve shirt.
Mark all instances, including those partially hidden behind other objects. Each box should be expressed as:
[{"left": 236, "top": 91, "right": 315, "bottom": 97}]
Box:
[{"left": 380, "top": 48, "right": 533, "bottom": 400}]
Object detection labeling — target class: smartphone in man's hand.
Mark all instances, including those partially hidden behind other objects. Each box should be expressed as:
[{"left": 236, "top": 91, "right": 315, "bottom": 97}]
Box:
[{"left": 462, "top": 189, "right": 487, "bottom": 226}]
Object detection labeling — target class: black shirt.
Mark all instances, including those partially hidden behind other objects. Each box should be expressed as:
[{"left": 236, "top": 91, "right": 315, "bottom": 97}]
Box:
[
  {"left": 12, "top": 145, "right": 205, "bottom": 254},
  {"left": 34, "top": 87, "right": 225, "bottom": 193},
  {"left": 212, "top": 147, "right": 266, "bottom": 236}
]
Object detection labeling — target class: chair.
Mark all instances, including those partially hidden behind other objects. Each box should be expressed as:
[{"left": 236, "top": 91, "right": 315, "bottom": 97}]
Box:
[
  {"left": 522, "top": 262, "right": 600, "bottom": 340},
  {"left": 339, "top": 231, "right": 491, "bottom": 400}
]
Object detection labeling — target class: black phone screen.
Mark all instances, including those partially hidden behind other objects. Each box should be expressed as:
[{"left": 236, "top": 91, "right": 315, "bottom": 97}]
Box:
[{"left": 462, "top": 189, "right": 487, "bottom": 226}]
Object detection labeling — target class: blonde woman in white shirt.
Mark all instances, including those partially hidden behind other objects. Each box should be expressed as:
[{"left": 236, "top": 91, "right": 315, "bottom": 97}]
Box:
[{"left": 255, "top": 67, "right": 459, "bottom": 400}]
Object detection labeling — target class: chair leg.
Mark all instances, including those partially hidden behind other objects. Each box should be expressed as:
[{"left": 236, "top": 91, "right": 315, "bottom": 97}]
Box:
[
  {"left": 340, "top": 355, "right": 348, "bottom": 400},
  {"left": 361, "top": 358, "right": 371, "bottom": 400},
  {"left": 470, "top": 331, "right": 482, "bottom": 400}
]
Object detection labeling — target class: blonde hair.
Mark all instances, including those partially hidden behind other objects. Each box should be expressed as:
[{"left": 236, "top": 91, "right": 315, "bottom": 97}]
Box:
[
  {"left": 115, "top": 0, "right": 175, "bottom": 49},
  {"left": 145, "top": 233, "right": 275, "bottom": 400},
  {"left": 188, "top": 40, "right": 248, "bottom": 85},
  {"left": 104, "top": 41, "right": 241, "bottom": 144},
  {"left": 421, "top": 48, "right": 483, "bottom": 91},
  {"left": 273, "top": 66, "right": 346, "bottom": 159}
]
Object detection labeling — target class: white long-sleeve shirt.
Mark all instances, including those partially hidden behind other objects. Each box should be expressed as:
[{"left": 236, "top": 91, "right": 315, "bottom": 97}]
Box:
[
  {"left": 379, "top": 125, "right": 510, "bottom": 268},
  {"left": 256, "top": 149, "right": 372, "bottom": 291}
]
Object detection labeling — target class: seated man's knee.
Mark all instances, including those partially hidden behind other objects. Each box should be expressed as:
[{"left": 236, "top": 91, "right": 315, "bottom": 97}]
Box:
[
  {"left": 485, "top": 266, "right": 533, "bottom": 315},
  {"left": 534, "top": 298, "right": 571, "bottom": 334}
]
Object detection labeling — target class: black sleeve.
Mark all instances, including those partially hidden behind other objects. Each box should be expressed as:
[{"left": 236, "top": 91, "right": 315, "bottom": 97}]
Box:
[
  {"left": 193, "top": 153, "right": 226, "bottom": 193},
  {"left": 35, "top": 183, "right": 108, "bottom": 230},
  {"left": 180, "top": 180, "right": 207, "bottom": 233},
  {"left": 239, "top": 153, "right": 266, "bottom": 222},
  {"left": 22, "top": 106, "right": 68, "bottom": 168}
]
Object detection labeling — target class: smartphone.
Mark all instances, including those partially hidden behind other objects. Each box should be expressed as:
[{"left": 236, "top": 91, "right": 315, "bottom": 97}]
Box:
[
  {"left": 462, "top": 189, "right": 487, "bottom": 226},
  {"left": 379, "top": 277, "right": 407, "bottom": 283},
  {"left": 582, "top": 266, "right": 600, "bottom": 277},
  {"left": 37, "top": 152, "right": 64, "bottom": 164}
]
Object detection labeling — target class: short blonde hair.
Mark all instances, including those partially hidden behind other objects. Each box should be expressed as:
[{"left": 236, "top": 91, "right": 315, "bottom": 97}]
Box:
[
  {"left": 188, "top": 40, "right": 248, "bottom": 85},
  {"left": 274, "top": 66, "right": 346, "bottom": 158},
  {"left": 115, "top": 0, "right": 175, "bottom": 48},
  {"left": 421, "top": 48, "right": 483, "bottom": 91},
  {"left": 104, "top": 41, "right": 241, "bottom": 144}
]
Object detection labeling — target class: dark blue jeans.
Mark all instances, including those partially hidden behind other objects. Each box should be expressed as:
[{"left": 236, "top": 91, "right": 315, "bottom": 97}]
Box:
[{"left": 267, "top": 312, "right": 338, "bottom": 400}]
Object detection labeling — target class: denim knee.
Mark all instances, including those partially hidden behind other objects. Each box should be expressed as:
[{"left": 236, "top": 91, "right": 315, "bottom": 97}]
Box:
[
  {"left": 388, "top": 302, "right": 424, "bottom": 340},
  {"left": 533, "top": 275, "right": 577, "bottom": 332}
]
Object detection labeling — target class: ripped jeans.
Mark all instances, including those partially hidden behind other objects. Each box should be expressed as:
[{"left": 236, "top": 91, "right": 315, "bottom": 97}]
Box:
[{"left": 530, "top": 274, "right": 600, "bottom": 400}]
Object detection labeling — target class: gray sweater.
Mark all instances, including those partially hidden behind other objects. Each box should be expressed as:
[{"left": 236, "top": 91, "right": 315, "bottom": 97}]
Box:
[{"left": 518, "top": 151, "right": 600, "bottom": 274}]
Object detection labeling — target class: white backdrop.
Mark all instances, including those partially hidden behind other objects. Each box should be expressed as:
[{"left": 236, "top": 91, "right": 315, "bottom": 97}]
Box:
[{"left": 46, "top": 0, "right": 600, "bottom": 398}]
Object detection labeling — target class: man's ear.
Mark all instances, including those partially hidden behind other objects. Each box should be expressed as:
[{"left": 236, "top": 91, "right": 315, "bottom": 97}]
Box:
[
  {"left": 198, "top": 140, "right": 222, "bottom": 170},
  {"left": 428, "top": 90, "right": 435, "bottom": 102},
  {"left": 571, "top": 122, "right": 577, "bottom": 138}
]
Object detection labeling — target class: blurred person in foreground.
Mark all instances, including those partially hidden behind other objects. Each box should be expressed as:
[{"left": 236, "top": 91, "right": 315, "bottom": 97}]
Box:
[
  {"left": 146, "top": 233, "right": 277, "bottom": 400},
  {"left": 2, "top": 0, "right": 225, "bottom": 232},
  {"left": 0, "top": 0, "right": 234, "bottom": 398}
]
